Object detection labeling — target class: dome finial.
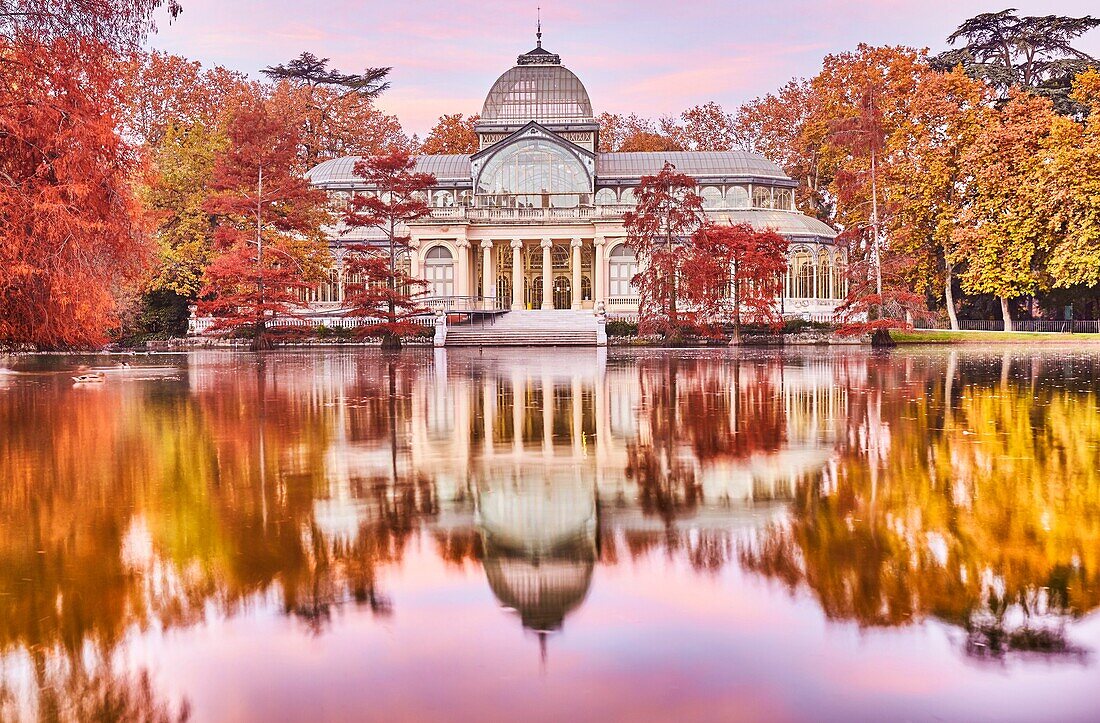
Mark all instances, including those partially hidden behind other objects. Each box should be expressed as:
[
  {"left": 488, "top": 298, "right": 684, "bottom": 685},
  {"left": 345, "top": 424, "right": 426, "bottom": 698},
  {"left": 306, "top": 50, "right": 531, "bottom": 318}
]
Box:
[{"left": 536, "top": 6, "right": 542, "bottom": 48}]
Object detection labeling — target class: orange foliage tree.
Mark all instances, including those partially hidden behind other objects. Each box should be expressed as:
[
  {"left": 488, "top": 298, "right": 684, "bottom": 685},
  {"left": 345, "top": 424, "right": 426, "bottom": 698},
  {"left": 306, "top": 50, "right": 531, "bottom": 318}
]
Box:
[
  {"left": 622, "top": 163, "right": 704, "bottom": 338},
  {"left": 116, "top": 50, "right": 251, "bottom": 147},
  {"left": 342, "top": 151, "right": 436, "bottom": 349},
  {"left": 198, "top": 98, "right": 329, "bottom": 349},
  {"left": 420, "top": 113, "right": 479, "bottom": 154},
  {"left": 262, "top": 52, "right": 408, "bottom": 169},
  {"left": 0, "top": 38, "right": 151, "bottom": 349}
]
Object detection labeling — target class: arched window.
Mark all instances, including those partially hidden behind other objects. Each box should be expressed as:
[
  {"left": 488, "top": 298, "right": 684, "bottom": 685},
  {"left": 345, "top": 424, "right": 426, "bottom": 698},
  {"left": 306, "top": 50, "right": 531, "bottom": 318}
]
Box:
[
  {"left": 788, "top": 249, "right": 814, "bottom": 298},
  {"left": 775, "top": 189, "right": 793, "bottom": 211},
  {"left": 818, "top": 252, "right": 833, "bottom": 299},
  {"left": 726, "top": 185, "right": 749, "bottom": 208},
  {"left": 581, "top": 275, "right": 593, "bottom": 302},
  {"left": 619, "top": 188, "right": 637, "bottom": 206},
  {"left": 424, "top": 245, "right": 454, "bottom": 298},
  {"left": 608, "top": 244, "right": 639, "bottom": 299},
  {"left": 457, "top": 190, "right": 473, "bottom": 207},
  {"left": 497, "top": 275, "right": 511, "bottom": 304},
  {"left": 595, "top": 188, "right": 617, "bottom": 206},
  {"left": 433, "top": 190, "right": 454, "bottom": 208},
  {"left": 753, "top": 186, "right": 773, "bottom": 209},
  {"left": 476, "top": 138, "right": 591, "bottom": 208},
  {"left": 701, "top": 186, "right": 724, "bottom": 209},
  {"left": 551, "top": 244, "right": 569, "bottom": 270}
]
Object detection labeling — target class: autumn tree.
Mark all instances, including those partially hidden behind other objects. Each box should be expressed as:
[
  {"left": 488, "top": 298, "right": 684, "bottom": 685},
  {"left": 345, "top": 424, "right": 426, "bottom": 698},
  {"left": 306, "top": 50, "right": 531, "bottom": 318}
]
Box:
[
  {"left": 622, "top": 163, "right": 705, "bottom": 339},
  {"left": 144, "top": 122, "right": 227, "bottom": 298},
  {"left": 199, "top": 97, "right": 330, "bottom": 349},
  {"left": 0, "top": 38, "right": 152, "bottom": 349},
  {"left": 1042, "top": 70, "right": 1100, "bottom": 290},
  {"left": 421, "top": 113, "right": 479, "bottom": 154},
  {"left": 0, "top": 0, "right": 183, "bottom": 348},
  {"left": 733, "top": 79, "right": 828, "bottom": 218},
  {"left": 888, "top": 67, "right": 990, "bottom": 329},
  {"left": 0, "top": 0, "right": 180, "bottom": 49},
  {"left": 674, "top": 101, "right": 739, "bottom": 151},
  {"left": 342, "top": 151, "right": 436, "bottom": 350},
  {"left": 934, "top": 9, "right": 1100, "bottom": 114},
  {"left": 116, "top": 50, "right": 250, "bottom": 147},
  {"left": 598, "top": 112, "right": 681, "bottom": 152},
  {"left": 619, "top": 131, "right": 683, "bottom": 152},
  {"left": 261, "top": 52, "right": 405, "bottom": 169},
  {"left": 949, "top": 90, "right": 1057, "bottom": 330},
  {"left": 685, "top": 223, "right": 787, "bottom": 344}
]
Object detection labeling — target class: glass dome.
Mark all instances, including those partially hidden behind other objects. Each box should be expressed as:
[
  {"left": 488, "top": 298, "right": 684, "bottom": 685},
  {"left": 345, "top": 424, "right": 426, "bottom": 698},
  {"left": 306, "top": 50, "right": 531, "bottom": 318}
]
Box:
[{"left": 481, "top": 64, "right": 594, "bottom": 125}]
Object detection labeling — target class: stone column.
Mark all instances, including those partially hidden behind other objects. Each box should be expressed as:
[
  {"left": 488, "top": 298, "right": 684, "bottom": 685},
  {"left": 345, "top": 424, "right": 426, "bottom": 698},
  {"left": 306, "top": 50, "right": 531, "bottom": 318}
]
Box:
[
  {"left": 455, "top": 239, "right": 471, "bottom": 299},
  {"left": 570, "top": 238, "right": 583, "bottom": 309},
  {"left": 594, "top": 236, "right": 607, "bottom": 306},
  {"left": 481, "top": 239, "right": 494, "bottom": 309},
  {"left": 510, "top": 240, "right": 524, "bottom": 310},
  {"left": 541, "top": 238, "right": 553, "bottom": 310}
]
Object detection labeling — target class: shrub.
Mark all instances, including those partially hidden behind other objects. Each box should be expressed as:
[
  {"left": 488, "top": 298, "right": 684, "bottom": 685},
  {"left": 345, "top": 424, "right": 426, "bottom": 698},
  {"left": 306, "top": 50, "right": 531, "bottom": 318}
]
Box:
[{"left": 606, "top": 320, "right": 638, "bottom": 337}]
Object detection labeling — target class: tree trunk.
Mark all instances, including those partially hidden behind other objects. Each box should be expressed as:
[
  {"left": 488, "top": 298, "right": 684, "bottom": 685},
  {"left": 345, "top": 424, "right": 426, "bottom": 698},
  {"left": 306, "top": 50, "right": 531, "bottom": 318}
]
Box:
[
  {"left": 870, "top": 328, "right": 896, "bottom": 348},
  {"left": 729, "top": 281, "right": 742, "bottom": 345},
  {"left": 380, "top": 332, "right": 402, "bottom": 351},
  {"left": 999, "top": 296, "right": 1013, "bottom": 332},
  {"left": 945, "top": 263, "right": 959, "bottom": 331}
]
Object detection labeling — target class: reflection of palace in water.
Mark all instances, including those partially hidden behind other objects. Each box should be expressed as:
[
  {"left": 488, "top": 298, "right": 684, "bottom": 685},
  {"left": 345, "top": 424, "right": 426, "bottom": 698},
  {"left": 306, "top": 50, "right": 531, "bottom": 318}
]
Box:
[{"left": 188, "top": 349, "right": 851, "bottom": 637}]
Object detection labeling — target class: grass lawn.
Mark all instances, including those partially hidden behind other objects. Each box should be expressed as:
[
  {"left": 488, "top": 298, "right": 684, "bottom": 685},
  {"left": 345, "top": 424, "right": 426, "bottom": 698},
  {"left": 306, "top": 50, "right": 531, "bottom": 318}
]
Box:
[{"left": 892, "top": 330, "right": 1100, "bottom": 344}]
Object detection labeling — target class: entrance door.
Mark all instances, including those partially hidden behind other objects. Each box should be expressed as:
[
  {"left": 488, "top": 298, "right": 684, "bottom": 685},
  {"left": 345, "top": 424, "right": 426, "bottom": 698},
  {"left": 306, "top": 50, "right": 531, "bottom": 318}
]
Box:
[{"left": 553, "top": 275, "right": 572, "bottom": 310}]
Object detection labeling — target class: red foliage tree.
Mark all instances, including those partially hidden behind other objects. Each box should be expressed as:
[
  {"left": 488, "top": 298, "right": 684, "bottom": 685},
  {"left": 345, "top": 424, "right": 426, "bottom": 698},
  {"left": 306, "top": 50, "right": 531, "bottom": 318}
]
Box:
[
  {"left": 834, "top": 227, "right": 926, "bottom": 342},
  {"left": 198, "top": 97, "right": 329, "bottom": 349},
  {"left": 622, "top": 163, "right": 704, "bottom": 338},
  {"left": 0, "top": 38, "right": 151, "bottom": 349},
  {"left": 685, "top": 223, "right": 788, "bottom": 343},
  {"left": 342, "top": 151, "right": 436, "bottom": 349}
]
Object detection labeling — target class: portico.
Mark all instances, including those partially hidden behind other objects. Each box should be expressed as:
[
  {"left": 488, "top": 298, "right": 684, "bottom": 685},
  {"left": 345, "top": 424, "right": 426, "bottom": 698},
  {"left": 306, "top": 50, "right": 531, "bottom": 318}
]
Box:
[{"left": 408, "top": 231, "right": 630, "bottom": 312}]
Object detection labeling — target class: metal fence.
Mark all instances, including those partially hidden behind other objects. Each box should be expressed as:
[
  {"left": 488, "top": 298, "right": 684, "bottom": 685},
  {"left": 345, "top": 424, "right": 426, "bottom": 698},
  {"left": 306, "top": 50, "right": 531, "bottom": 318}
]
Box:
[{"left": 914, "top": 319, "right": 1100, "bottom": 333}]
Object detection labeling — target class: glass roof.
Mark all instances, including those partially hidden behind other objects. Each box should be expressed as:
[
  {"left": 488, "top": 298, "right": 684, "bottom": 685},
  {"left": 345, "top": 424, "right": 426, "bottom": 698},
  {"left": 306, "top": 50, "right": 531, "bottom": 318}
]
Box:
[
  {"left": 306, "top": 154, "right": 472, "bottom": 185},
  {"left": 481, "top": 65, "right": 594, "bottom": 124},
  {"left": 596, "top": 152, "right": 790, "bottom": 181},
  {"left": 717, "top": 209, "right": 837, "bottom": 238}
]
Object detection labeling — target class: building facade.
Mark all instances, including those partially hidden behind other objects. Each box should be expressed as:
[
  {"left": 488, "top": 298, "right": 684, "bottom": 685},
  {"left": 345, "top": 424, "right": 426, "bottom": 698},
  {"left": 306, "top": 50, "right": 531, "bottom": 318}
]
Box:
[{"left": 305, "top": 37, "right": 842, "bottom": 320}]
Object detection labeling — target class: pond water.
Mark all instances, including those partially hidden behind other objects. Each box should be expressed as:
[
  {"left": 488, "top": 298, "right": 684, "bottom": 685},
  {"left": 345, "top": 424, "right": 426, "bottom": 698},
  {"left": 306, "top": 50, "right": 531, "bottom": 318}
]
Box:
[{"left": 1, "top": 347, "right": 1099, "bottom": 721}]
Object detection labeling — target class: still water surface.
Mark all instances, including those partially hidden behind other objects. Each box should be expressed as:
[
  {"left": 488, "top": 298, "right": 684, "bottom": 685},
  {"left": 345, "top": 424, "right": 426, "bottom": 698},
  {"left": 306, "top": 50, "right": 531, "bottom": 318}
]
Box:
[{"left": 1, "top": 348, "right": 1099, "bottom": 721}]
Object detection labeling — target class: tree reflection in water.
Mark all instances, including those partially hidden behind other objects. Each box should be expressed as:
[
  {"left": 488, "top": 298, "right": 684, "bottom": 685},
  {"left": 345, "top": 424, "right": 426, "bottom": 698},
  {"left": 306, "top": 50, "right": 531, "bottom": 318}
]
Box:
[
  {"left": 1, "top": 348, "right": 1100, "bottom": 717},
  {"left": 740, "top": 351, "right": 1100, "bottom": 660}
]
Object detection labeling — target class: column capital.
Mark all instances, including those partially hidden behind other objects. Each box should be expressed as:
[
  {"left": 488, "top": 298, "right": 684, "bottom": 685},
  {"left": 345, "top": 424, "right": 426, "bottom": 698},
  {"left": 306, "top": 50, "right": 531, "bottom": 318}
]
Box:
[
  {"left": 480, "top": 239, "right": 494, "bottom": 249},
  {"left": 409, "top": 238, "right": 422, "bottom": 249},
  {"left": 510, "top": 239, "right": 524, "bottom": 250},
  {"left": 540, "top": 238, "right": 553, "bottom": 249},
  {"left": 455, "top": 238, "right": 471, "bottom": 249},
  {"left": 570, "top": 238, "right": 583, "bottom": 248},
  {"left": 594, "top": 235, "right": 607, "bottom": 247}
]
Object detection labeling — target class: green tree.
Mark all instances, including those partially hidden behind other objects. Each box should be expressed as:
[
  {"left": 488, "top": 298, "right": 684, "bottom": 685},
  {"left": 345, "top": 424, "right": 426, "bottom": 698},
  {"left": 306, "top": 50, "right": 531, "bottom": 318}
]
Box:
[{"left": 934, "top": 9, "right": 1100, "bottom": 115}]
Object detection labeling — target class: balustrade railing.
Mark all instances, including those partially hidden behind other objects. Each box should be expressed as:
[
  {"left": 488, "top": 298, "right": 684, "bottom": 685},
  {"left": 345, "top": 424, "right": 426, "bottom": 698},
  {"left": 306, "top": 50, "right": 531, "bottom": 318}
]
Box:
[{"left": 412, "top": 205, "right": 642, "bottom": 224}]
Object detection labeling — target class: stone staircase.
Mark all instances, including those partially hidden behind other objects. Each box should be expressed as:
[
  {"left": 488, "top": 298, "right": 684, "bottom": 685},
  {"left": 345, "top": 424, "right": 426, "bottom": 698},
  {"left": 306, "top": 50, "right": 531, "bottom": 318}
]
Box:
[{"left": 445, "top": 310, "right": 598, "bottom": 347}]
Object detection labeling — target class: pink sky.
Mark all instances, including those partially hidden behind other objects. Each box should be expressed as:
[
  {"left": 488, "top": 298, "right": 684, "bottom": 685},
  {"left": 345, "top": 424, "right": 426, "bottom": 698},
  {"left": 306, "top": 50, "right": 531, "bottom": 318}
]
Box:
[{"left": 147, "top": 0, "right": 1100, "bottom": 136}]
